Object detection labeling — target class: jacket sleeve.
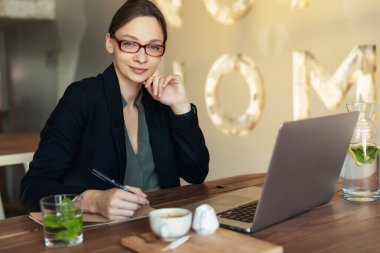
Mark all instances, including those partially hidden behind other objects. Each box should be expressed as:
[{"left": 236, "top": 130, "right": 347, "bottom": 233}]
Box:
[
  {"left": 19, "top": 83, "right": 88, "bottom": 211},
  {"left": 168, "top": 104, "right": 210, "bottom": 184}
]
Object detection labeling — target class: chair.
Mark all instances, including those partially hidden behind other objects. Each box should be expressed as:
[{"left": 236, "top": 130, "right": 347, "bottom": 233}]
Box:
[{"left": 0, "top": 152, "right": 34, "bottom": 219}]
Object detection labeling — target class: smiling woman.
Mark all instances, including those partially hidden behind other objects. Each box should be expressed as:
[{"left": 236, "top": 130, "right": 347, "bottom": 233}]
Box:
[{"left": 19, "top": 0, "right": 209, "bottom": 221}]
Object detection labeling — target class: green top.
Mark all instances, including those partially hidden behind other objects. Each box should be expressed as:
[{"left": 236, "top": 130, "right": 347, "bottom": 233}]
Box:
[{"left": 122, "top": 90, "right": 160, "bottom": 192}]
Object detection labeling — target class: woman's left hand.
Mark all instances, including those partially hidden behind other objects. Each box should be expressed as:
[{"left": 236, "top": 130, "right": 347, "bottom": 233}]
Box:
[{"left": 144, "top": 74, "right": 191, "bottom": 114}]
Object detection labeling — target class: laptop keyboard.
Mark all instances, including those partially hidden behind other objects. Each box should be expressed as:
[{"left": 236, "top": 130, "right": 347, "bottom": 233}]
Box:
[{"left": 217, "top": 201, "right": 258, "bottom": 223}]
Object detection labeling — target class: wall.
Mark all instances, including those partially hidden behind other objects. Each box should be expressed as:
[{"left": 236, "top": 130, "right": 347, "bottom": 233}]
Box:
[
  {"left": 56, "top": 0, "right": 124, "bottom": 97},
  {"left": 1, "top": 19, "right": 59, "bottom": 131},
  {"left": 162, "top": 0, "right": 380, "bottom": 180},
  {"left": 0, "top": 0, "right": 123, "bottom": 131}
]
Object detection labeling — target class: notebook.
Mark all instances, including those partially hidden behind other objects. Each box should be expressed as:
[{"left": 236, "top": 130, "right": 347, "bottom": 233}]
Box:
[
  {"left": 183, "top": 112, "right": 359, "bottom": 233},
  {"left": 29, "top": 205, "right": 155, "bottom": 228}
]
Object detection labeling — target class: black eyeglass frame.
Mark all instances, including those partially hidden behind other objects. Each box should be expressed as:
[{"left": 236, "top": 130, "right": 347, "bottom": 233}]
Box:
[{"left": 112, "top": 35, "right": 166, "bottom": 57}]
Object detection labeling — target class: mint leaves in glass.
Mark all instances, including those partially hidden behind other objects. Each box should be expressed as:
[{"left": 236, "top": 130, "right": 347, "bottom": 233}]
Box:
[
  {"left": 40, "top": 194, "right": 83, "bottom": 247},
  {"left": 343, "top": 103, "right": 380, "bottom": 202}
]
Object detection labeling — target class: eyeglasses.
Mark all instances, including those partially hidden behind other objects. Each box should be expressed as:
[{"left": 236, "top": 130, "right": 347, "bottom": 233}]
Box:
[{"left": 112, "top": 36, "right": 165, "bottom": 57}]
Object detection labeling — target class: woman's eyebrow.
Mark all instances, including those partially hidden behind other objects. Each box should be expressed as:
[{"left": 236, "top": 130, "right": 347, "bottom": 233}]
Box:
[
  {"left": 118, "top": 34, "right": 138, "bottom": 40},
  {"left": 148, "top": 39, "right": 164, "bottom": 45},
  {"left": 119, "top": 34, "right": 163, "bottom": 44}
]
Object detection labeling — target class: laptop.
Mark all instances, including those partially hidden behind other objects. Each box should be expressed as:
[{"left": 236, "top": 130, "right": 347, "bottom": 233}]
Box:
[{"left": 183, "top": 112, "right": 359, "bottom": 233}]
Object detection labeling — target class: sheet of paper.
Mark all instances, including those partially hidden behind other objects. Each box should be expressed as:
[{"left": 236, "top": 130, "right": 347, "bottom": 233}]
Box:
[{"left": 29, "top": 205, "right": 155, "bottom": 228}]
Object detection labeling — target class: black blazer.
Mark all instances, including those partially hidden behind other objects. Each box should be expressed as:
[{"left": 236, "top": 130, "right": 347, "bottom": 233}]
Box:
[{"left": 20, "top": 64, "right": 209, "bottom": 211}]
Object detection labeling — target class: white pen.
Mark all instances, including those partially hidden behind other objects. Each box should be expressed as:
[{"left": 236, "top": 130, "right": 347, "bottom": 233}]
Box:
[{"left": 161, "top": 235, "right": 190, "bottom": 251}]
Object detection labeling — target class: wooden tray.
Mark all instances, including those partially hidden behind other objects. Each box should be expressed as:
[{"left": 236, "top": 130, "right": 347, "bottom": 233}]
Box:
[{"left": 121, "top": 228, "right": 283, "bottom": 253}]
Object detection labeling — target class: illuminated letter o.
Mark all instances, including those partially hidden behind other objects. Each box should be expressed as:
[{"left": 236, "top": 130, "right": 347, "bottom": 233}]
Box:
[{"left": 205, "top": 53, "right": 265, "bottom": 137}]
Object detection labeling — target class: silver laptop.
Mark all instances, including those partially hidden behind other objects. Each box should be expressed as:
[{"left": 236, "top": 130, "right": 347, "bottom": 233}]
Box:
[{"left": 183, "top": 112, "right": 359, "bottom": 233}]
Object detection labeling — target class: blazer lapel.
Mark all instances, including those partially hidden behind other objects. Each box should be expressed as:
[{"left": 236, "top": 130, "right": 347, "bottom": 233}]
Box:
[{"left": 102, "top": 64, "right": 126, "bottom": 182}]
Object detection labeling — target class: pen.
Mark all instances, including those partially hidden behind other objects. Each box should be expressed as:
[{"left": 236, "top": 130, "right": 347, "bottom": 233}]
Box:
[
  {"left": 91, "top": 168, "right": 150, "bottom": 206},
  {"left": 91, "top": 168, "right": 133, "bottom": 193}
]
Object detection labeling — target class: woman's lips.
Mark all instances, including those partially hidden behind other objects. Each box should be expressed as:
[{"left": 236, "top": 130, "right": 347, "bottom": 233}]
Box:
[{"left": 130, "top": 66, "right": 148, "bottom": 74}]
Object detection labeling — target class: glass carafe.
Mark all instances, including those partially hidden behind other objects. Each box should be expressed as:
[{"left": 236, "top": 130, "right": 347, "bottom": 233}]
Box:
[{"left": 343, "top": 102, "right": 380, "bottom": 201}]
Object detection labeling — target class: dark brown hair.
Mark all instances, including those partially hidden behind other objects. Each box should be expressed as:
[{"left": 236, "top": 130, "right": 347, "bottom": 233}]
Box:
[{"left": 108, "top": 0, "right": 167, "bottom": 44}]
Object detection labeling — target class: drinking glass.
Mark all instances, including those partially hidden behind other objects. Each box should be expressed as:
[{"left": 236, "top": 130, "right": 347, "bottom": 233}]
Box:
[{"left": 40, "top": 194, "right": 83, "bottom": 247}]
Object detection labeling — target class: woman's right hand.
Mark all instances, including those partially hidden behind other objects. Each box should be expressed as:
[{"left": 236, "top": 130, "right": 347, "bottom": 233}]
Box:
[{"left": 80, "top": 186, "right": 149, "bottom": 220}]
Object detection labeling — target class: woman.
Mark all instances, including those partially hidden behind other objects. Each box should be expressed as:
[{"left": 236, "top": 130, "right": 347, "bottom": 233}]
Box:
[{"left": 20, "top": 0, "right": 209, "bottom": 220}]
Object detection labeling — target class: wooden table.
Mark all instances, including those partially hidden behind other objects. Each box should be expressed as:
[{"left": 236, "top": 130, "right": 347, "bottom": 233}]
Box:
[
  {"left": 0, "top": 173, "right": 379, "bottom": 252},
  {"left": 0, "top": 133, "right": 40, "bottom": 219},
  {"left": 0, "top": 132, "right": 40, "bottom": 169},
  {"left": 0, "top": 133, "right": 40, "bottom": 155}
]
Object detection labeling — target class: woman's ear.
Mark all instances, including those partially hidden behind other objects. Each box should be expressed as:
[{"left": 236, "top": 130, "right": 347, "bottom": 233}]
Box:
[{"left": 105, "top": 33, "right": 114, "bottom": 54}]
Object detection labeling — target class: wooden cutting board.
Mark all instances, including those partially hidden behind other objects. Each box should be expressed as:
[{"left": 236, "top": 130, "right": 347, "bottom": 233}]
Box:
[{"left": 121, "top": 228, "right": 283, "bottom": 253}]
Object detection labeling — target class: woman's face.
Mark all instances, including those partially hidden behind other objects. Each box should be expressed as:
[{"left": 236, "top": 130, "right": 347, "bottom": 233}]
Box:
[{"left": 106, "top": 16, "right": 164, "bottom": 86}]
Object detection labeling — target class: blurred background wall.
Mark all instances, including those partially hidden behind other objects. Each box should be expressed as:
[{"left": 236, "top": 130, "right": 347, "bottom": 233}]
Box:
[{"left": 0, "top": 0, "right": 379, "bottom": 184}]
